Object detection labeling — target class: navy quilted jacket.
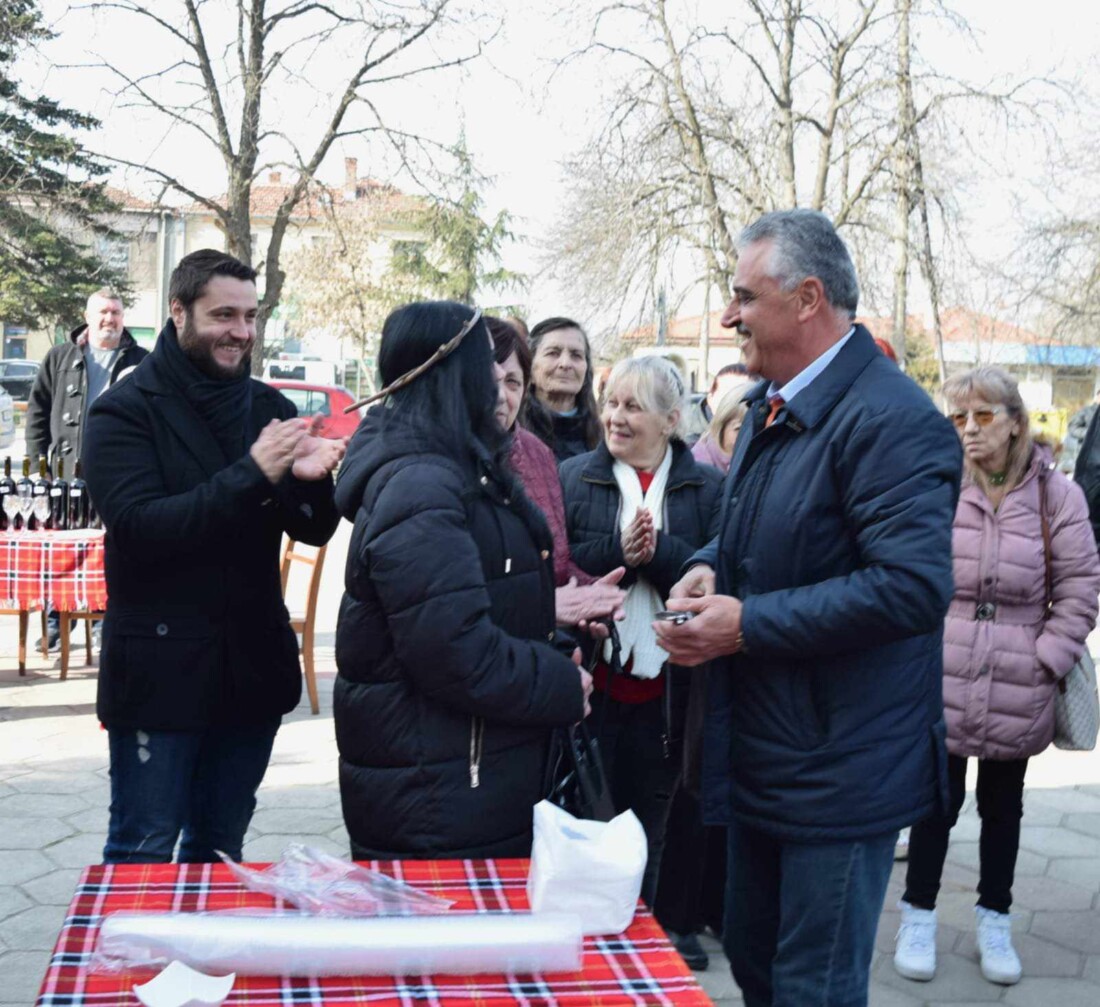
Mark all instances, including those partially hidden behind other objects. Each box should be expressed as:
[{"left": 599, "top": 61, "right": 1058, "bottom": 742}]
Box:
[{"left": 691, "top": 326, "right": 962, "bottom": 841}]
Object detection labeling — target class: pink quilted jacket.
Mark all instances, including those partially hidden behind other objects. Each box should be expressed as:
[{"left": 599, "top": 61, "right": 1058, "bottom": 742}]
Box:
[{"left": 944, "top": 445, "right": 1100, "bottom": 759}]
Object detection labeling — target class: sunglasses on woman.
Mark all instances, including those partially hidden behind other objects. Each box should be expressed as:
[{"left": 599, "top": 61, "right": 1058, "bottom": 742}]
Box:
[{"left": 948, "top": 406, "right": 1005, "bottom": 430}]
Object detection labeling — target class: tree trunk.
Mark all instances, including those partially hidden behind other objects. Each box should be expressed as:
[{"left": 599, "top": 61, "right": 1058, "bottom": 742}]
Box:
[
  {"left": 913, "top": 131, "right": 947, "bottom": 387},
  {"left": 777, "top": 2, "right": 798, "bottom": 207},
  {"left": 890, "top": 0, "right": 915, "bottom": 367}
]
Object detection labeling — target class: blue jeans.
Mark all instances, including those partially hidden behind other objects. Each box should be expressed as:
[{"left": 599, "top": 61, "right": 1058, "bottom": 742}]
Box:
[
  {"left": 724, "top": 820, "right": 897, "bottom": 1007},
  {"left": 104, "top": 720, "right": 280, "bottom": 864}
]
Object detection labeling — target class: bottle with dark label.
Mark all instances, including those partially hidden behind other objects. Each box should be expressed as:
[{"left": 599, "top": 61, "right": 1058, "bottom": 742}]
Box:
[
  {"left": 30, "top": 456, "right": 51, "bottom": 530},
  {"left": 68, "top": 461, "right": 90, "bottom": 530},
  {"left": 49, "top": 457, "right": 69, "bottom": 531},
  {"left": 15, "top": 457, "right": 33, "bottom": 531},
  {"left": 0, "top": 457, "right": 15, "bottom": 531}
]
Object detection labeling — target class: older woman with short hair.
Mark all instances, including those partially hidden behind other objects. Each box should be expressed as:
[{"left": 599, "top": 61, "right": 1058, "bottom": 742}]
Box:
[
  {"left": 561, "top": 355, "right": 723, "bottom": 907},
  {"left": 894, "top": 365, "right": 1100, "bottom": 988}
]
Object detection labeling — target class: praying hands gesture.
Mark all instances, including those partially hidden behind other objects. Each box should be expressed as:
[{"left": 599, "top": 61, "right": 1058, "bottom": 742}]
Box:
[{"left": 621, "top": 506, "right": 656, "bottom": 567}]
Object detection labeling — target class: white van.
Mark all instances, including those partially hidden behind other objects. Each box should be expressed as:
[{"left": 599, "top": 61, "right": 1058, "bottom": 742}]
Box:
[{"left": 263, "top": 359, "right": 338, "bottom": 385}]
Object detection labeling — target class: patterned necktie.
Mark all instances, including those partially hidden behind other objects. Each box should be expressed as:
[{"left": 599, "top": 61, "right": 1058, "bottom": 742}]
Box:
[{"left": 765, "top": 395, "right": 785, "bottom": 428}]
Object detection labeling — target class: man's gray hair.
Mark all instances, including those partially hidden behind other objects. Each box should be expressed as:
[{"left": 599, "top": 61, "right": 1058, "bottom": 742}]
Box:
[
  {"left": 86, "top": 287, "right": 124, "bottom": 310},
  {"left": 737, "top": 209, "right": 859, "bottom": 318}
]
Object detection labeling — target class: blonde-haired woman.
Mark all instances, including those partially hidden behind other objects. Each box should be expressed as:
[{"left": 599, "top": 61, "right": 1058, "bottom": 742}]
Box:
[
  {"left": 894, "top": 366, "right": 1100, "bottom": 987},
  {"left": 691, "top": 383, "right": 753, "bottom": 474},
  {"left": 560, "top": 355, "right": 723, "bottom": 906}
]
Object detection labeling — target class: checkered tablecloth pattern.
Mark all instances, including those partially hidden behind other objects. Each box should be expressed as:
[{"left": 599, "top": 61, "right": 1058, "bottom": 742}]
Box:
[
  {"left": 0, "top": 530, "right": 107, "bottom": 612},
  {"left": 36, "top": 859, "right": 712, "bottom": 1006}
]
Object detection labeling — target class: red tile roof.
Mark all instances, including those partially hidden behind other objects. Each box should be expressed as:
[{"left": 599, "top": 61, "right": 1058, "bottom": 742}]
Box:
[
  {"left": 101, "top": 186, "right": 158, "bottom": 211},
  {"left": 624, "top": 306, "right": 1057, "bottom": 348},
  {"left": 184, "top": 177, "right": 421, "bottom": 221}
]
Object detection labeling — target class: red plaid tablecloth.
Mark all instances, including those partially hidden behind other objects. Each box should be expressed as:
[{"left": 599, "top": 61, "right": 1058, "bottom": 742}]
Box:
[
  {"left": 0, "top": 530, "right": 107, "bottom": 612},
  {"left": 36, "top": 859, "right": 712, "bottom": 1006}
]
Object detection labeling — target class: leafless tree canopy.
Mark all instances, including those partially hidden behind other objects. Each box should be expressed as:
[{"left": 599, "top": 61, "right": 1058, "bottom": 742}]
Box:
[
  {"left": 545, "top": 0, "right": 1053, "bottom": 353},
  {"left": 79, "top": 0, "right": 491, "bottom": 369}
]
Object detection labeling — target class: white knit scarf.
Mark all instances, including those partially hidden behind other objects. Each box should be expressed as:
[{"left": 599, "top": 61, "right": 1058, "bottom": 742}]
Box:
[{"left": 605, "top": 446, "right": 673, "bottom": 679}]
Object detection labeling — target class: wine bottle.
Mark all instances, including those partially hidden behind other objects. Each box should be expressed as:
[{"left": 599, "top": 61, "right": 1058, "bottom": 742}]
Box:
[
  {"left": 30, "top": 455, "right": 51, "bottom": 530},
  {"left": 15, "top": 457, "right": 33, "bottom": 531},
  {"left": 0, "top": 457, "right": 15, "bottom": 531},
  {"left": 68, "top": 461, "right": 90, "bottom": 530},
  {"left": 49, "top": 457, "right": 69, "bottom": 531}
]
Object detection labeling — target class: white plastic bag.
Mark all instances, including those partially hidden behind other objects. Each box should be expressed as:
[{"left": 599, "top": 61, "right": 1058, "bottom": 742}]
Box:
[{"left": 526, "top": 799, "right": 647, "bottom": 936}]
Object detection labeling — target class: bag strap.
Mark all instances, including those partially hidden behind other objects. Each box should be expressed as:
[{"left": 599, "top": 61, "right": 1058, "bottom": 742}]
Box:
[
  {"left": 1038, "top": 467, "right": 1054, "bottom": 615},
  {"left": 589, "top": 619, "right": 623, "bottom": 742},
  {"left": 1037, "top": 467, "right": 1070, "bottom": 696}
]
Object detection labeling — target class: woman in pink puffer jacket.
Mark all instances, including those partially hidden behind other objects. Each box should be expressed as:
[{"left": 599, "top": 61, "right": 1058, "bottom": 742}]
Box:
[{"left": 894, "top": 366, "right": 1100, "bottom": 989}]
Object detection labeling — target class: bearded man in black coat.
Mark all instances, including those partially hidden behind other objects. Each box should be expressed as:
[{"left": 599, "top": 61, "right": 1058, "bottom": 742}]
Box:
[{"left": 83, "top": 249, "right": 343, "bottom": 864}]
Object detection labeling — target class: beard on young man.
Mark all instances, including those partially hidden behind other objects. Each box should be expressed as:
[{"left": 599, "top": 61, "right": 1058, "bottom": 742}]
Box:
[{"left": 178, "top": 313, "right": 253, "bottom": 381}]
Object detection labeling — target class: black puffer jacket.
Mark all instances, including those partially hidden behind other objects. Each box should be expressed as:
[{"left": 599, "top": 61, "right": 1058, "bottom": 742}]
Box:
[{"left": 334, "top": 409, "right": 584, "bottom": 860}]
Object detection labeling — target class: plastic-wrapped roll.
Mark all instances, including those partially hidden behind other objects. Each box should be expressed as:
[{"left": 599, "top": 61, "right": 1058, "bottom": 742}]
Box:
[{"left": 96, "top": 912, "right": 583, "bottom": 977}]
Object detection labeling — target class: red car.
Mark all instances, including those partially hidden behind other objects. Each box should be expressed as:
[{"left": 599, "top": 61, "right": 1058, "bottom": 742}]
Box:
[{"left": 266, "top": 380, "right": 363, "bottom": 439}]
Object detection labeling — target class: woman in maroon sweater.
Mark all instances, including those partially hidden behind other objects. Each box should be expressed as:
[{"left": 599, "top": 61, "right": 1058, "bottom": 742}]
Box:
[{"left": 488, "top": 317, "right": 624, "bottom": 629}]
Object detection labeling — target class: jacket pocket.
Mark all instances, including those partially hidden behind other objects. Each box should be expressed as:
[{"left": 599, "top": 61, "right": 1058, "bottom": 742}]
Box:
[
  {"left": 113, "top": 614, "right": 220, "bottom": 721},
  {"left": 788, "top": 669, "right": 827, "bottom": 749}
]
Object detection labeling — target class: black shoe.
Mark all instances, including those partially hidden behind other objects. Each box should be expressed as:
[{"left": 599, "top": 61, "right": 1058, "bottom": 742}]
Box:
[
  {"left": 670, "top": 931, "right": 709, "bottom": 971},
  {"left": 37, "top": 628, "right": 61, "bottom": 654}
]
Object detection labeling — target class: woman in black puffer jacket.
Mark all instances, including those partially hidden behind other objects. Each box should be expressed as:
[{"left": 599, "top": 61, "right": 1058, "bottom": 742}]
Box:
[{"left": 334, "top": 302, "right": 588, "bottom": 860}]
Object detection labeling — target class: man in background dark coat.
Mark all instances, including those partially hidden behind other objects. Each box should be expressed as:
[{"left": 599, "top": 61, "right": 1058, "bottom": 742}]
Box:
[
  {"left": 26, "top": 287, "right": 149, "bottom": 651},
  {"left": 84, "top": 249, "right": 343, "bottom": 864},
  {"left": 26, "top": 287, "right": 148, "bottom": 470},
  {"left": 657, "top": 210, "right": 961, "bottom": 1007}
]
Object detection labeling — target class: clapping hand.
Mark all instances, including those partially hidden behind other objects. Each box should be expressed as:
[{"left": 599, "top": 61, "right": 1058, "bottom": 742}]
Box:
[
  {"left": 621, "top": 507, "right": 656, "bottom": 567},
  {"left": 292, "top": 418, "right": 347, "bottom": 481},
  {"left": 251, "top": 418, "right": 308, "bottom": 484}
]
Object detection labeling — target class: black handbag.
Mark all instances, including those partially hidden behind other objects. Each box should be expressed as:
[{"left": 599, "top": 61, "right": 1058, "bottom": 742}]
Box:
[
  {"left": 543, "top": 622, "right": 618, "bottom": 822},
  {"left": 544, "top": 721, "right": 616, "bottom": 822}
]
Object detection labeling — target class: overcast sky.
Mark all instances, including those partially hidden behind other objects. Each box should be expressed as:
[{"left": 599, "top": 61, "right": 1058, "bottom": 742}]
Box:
[{"left": 25, "top": 0, "right": 1100, "bottom": 329}]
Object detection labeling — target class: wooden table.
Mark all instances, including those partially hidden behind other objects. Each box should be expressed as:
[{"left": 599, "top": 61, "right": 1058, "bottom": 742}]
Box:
[{"left": 36, "top": 858, "right": 713, "bottom": 1006}]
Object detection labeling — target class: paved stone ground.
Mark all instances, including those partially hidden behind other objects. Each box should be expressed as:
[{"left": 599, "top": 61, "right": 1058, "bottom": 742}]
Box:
[{"left": 1, "top": 520, "right": 1099, "bottom": 1005}]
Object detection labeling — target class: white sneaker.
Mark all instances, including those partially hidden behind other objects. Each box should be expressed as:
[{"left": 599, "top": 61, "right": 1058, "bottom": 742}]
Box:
[
  {"left": 975, "top": 906, "right": 1021, "bottom": 985},
  {"left": 894, "top": 901, "right": 937, "bottom": 981},
  {"left": 894, "top": 827, "right": 910, "bottom": 861}
]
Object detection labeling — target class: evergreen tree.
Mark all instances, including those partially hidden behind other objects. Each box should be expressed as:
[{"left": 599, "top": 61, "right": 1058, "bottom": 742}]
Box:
[
  {"left": 0, "top": 1, "right": 126, "bottom": 328},
  {"left": 387, "top": 137, "right": 525, "bottom": 311}
]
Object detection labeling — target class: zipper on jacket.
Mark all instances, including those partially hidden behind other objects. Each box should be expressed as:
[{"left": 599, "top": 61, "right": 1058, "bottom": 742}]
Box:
[{"left": 469, "top": 716, "right": 484, "bottom": 788}]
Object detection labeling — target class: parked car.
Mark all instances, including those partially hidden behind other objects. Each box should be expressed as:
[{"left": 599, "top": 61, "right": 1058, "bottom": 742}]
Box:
[
  {"left": 265, "top": 380, "right": 363, "bottom": 440},
  {"left": 0, "top": 359, "right": 40, "bottom": 402},
  {"left": 0, "top": 389, "right": 15, "bottom": 451}
]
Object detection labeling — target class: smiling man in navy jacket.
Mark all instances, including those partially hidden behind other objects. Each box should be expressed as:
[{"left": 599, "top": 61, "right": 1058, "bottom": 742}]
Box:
[{"left": 656, "top": 210, "right": 961, "bottom": 1007}]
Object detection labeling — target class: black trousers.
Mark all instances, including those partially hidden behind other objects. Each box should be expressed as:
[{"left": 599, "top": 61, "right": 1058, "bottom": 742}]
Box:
[
  {"left": 654, "top": 781, "right": 727, "bottom": 935},
  {"left": 903, "top": 753, "right": 1029, "bottom": 915},
  {"left": 591, "top": 690, "right": 680, "bottom": 906}
]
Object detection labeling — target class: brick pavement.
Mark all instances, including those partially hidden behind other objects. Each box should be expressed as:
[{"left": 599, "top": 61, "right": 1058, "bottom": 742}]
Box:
[{"left": 1, "top": 523, "right": 1098, "bottom": 1005}]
